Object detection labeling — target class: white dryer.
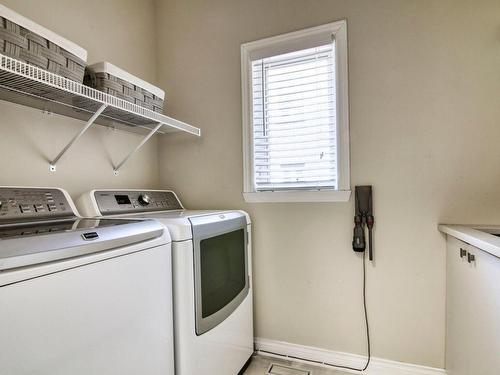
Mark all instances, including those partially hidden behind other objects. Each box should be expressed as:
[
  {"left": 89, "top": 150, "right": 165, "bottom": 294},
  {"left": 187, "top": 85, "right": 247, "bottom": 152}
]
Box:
[
  {"left": 77, "top": 189, "right": 254, "bottom": 375},
  {"left": 0, "top": 187, "right": 175, "bottom": 375}
]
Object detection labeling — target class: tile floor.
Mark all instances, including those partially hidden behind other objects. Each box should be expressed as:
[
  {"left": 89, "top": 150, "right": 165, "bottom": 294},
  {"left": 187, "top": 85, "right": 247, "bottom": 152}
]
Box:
[{"left": 243, "top": 354, "right": 351, "bottom": 375}]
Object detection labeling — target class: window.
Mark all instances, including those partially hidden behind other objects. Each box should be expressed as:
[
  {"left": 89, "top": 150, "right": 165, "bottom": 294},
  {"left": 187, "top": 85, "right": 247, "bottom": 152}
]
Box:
[{"left": 241, "top": 21, "right": 350, "bottom": 202}]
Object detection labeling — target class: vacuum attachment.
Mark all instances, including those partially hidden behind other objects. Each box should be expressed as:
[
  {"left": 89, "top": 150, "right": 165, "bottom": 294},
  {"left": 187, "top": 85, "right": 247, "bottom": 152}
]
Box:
[{"left": 352, "top": 186, "right": 375, "bottom": 261}]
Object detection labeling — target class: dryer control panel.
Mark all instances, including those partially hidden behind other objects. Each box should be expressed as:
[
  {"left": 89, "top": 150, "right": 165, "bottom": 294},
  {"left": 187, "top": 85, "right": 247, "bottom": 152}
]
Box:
[
  {"left": 0, "top": 188, "right": 74, "bottom": 223},
  {"left": 94, "top": 190, "right": 183, "bottom": 215}
]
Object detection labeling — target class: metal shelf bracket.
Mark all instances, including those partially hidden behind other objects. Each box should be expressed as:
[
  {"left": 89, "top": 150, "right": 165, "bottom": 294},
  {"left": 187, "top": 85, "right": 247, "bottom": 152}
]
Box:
[
  {"left": 49, "top": 104, "right": 107, "bottom": 172},
  {"left": 113, "top": 122, "right": 163, "bottom": 175}
]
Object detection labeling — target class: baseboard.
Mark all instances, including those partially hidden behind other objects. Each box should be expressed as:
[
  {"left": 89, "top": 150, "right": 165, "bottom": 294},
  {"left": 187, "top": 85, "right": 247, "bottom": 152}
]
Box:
[{"left": 254, "top": 338, "right": 446, "bottom": 375}]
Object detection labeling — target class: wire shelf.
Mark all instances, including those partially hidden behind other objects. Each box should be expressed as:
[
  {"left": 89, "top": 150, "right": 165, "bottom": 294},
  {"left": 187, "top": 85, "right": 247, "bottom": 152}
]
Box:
[{"left": 0, "top": 54, "right": 201, "bottom": 136}]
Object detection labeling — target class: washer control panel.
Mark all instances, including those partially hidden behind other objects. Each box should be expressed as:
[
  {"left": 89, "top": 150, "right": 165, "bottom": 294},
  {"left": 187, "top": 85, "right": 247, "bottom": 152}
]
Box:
[
  {"left": 94, "top": 190, "right": 183, "bottom": 215},
  {"left": 0, "top": 188, "right": 74, "bottom": 223}
]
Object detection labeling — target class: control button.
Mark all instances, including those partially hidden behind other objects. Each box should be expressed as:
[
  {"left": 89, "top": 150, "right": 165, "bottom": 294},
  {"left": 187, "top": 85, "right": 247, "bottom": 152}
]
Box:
[
  {"left": 19, "top": 204, "right": 31, "bottom": 213},
  {"left": 138, "top": 194, "right": 151, "bottom": 206},
  {"left": 34, "top": 204, "right": 45, "bottom": 212},
  {"left": 47, "top": 204, "right": 58, "bottom": 212}
]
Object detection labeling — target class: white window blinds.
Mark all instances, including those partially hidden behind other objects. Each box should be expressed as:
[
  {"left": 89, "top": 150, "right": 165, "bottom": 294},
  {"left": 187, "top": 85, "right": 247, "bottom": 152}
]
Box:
[{"left": 251, "top": 42, "right": 337, "bottom": 191}]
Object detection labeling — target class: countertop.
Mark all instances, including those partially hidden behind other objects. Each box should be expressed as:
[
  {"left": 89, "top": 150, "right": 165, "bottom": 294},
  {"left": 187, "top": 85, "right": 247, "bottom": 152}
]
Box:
[{"left": 439, "top": 224, "right": 500, "bottom": 259}]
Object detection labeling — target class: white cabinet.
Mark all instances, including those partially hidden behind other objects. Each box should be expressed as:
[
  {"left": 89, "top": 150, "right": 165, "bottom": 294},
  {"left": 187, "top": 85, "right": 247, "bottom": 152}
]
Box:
[{"left": 446, "top": 237, "right": 500, "bottom": 375}]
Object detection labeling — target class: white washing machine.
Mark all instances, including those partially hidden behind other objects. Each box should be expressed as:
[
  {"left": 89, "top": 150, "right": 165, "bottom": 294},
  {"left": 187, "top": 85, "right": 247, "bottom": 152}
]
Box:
[
  {"left": 0, "top": 187, "right": 175, "bottom": 375},
  {"left": 77, "top": 189, "right": 254, "bottom": 375}
]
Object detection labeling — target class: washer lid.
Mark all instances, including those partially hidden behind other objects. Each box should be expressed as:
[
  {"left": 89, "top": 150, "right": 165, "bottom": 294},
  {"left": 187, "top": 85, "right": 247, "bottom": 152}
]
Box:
[{"left": 0, "top": 218, "right": 167, "bottom": 271}]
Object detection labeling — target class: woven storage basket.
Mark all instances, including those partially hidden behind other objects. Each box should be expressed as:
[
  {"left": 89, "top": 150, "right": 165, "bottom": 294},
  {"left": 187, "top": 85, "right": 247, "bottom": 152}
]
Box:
[
  {"left": 84, "top": 62, "right": 165, "bottom": 113},
  {"left": 0, "top": 16, "right": 86, "bottom": 82}
]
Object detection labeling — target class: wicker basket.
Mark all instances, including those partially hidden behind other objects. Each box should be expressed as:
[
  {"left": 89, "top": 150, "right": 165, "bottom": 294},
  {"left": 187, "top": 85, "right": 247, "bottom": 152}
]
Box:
[
  {"left": 0, "top": 6, "right": 86, "bottom": 82},
  {"left": 84, "top": 62, "right": 165, "bottom": 113}
]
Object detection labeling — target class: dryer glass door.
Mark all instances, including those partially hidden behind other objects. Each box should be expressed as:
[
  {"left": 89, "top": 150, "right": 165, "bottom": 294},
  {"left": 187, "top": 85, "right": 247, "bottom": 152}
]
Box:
[{"left": 190, "top": 213, "right": 249, "bottom": 335}]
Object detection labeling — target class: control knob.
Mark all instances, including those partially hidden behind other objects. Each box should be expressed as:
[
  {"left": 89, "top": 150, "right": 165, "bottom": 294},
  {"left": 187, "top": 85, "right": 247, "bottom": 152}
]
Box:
[{"left": 138, "top": 194, "right": 151, "bottom": 206}]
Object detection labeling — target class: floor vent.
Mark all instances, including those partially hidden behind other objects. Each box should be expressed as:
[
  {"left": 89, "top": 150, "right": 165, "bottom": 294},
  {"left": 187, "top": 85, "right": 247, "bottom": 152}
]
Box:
[{"left": 267, "top": 363, "right": 312, "bottom": 375}]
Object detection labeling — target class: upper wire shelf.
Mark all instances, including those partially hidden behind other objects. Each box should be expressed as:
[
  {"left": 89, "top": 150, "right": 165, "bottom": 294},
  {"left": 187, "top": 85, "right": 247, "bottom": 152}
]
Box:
[{"left": 0, "top": 54, "right": 201, "bottom": 136}]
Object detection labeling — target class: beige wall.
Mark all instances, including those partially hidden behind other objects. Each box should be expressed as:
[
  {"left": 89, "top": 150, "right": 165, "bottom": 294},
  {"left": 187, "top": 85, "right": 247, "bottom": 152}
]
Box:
[
  {"left": 155, "top": 0, "right": 500, "bottom": 368},
  {"left": 0, "top": 0, "right": 160, "bottom": 198}
]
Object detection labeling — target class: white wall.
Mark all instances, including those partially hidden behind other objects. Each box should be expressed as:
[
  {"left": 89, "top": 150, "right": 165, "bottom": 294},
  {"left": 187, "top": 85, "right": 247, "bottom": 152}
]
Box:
[
  {"left": 154, "top": 0, "right": 500, "bottom": 368},
  {"left": 0, "top": 0, "right": 160, "bottom": 198}
]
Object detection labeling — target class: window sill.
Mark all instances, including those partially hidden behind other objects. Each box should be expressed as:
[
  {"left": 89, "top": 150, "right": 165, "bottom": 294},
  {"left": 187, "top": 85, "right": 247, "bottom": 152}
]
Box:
[{"left": 243, "top": 190, "right": 351, "bottom": 203}]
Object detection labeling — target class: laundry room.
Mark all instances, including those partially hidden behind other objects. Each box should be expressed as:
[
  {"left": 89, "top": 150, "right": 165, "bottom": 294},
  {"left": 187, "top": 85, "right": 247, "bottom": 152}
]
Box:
[{"left": 0, "top": 1, "right": 498, "bottom": 374}]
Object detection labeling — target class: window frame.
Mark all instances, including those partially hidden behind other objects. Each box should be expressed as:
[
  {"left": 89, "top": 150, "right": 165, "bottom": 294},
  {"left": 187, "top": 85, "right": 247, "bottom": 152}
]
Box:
[{"left": 241, "top": 20, "right": 351, "bottom": 203}]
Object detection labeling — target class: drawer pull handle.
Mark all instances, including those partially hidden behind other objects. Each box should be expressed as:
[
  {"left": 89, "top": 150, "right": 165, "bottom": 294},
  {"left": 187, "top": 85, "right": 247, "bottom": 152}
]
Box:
[
  {"left": 460, "top": 248, "right": 467, "bottom": 258},
  {"left": 467, "top": 253, "right": 476, "bottom": 263}
]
